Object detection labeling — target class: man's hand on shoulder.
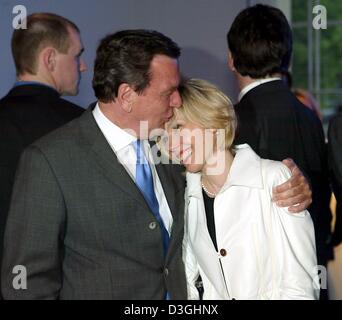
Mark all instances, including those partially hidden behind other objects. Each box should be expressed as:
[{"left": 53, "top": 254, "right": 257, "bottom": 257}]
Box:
[{"left": 272, "top": 158, "right": 312, "bottom": 213}]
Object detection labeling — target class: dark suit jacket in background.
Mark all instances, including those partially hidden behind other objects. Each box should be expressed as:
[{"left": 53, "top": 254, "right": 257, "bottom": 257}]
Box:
[
  {"left": 328, "top": 113, "right": 342, "bottom": 246},
  {"left": 1, "top": 108, "right": 187, "bottom": 299},
  {"left": 0, "top": 84, "right": 83, "bottom": 295},
  {"left": 234, "top": 80, "right": 333, "bottom": 266}
]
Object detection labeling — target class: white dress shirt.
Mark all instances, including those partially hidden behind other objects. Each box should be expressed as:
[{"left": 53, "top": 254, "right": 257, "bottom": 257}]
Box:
[
  {"left": 183, "top": 144, "right": 318, "bottom": 300},
  {"left": 92, "top": 103, "right": 173, "bottom": 234},
  {"left": 238, "top": 77, "right": 282, "bottom": 102}
]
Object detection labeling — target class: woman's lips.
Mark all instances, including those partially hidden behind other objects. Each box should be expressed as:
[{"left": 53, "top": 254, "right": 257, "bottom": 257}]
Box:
[
  {"left": 179, "top": 147, "right": 192, "bottom": 164},
  {"left": 169, "top": 145, "right": 192, "bottom": 163}
]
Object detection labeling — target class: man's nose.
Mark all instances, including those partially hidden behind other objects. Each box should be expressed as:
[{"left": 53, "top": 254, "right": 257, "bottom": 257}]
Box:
[
  {"left": 170, "top": 90, "right": 182, "bottom": 108},
  {"left": 79, "top": 58, "right": 87, "bottom": 72}
]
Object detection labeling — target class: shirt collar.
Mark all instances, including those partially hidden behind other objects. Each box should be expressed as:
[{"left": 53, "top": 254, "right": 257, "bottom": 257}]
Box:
[
  {"left": 186, "top": 144, "right": 264, "bottom": 199},
  {"left": 92, "top": 103, "right": 137, "bottom": 152},
  {"left": 238, "top": 77, "right": 282, "bottom": 102}
]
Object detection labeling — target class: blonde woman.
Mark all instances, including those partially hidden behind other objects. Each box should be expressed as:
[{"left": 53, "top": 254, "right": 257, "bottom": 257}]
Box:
[{"left": 166, "top": 79, "right": 318, "bottom": 300}]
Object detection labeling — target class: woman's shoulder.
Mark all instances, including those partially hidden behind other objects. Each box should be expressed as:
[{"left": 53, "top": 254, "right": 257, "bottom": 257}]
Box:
[{"left": 260, "top": 158, "right": 292, "bottom": 189}]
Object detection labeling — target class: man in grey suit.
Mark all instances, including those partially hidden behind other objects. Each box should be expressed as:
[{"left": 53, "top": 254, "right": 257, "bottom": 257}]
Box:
[{"left": 1, "top": 30, "right": 311, "bottom": 300}]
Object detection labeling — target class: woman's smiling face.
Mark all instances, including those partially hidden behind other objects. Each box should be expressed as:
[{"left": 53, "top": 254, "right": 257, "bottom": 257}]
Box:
[{"left": 167, "top": 114, "right": 216, "bottom": 173}]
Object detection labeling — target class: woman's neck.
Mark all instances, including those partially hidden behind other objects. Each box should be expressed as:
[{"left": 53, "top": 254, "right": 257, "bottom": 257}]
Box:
[{"left": 201, "top": 149, "right": 234, "bottom": 195}]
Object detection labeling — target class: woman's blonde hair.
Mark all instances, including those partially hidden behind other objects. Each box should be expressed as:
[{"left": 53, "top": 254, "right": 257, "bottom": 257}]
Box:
[{"left": 174, "top": 78, "right": 237, "bottom": 151}]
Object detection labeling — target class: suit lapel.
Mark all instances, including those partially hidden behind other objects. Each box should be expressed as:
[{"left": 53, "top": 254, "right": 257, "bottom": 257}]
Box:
[
  {"left": 150, "top": 141, "right": 178, "bottom": 219},
  {"left": 79, "top": 109, "right": 151, "bottom": 210},
  {"left": 155, "top": 167, "right": 176, "bottom": 217},
  {"left": 150, "top": 142, "right": 186, "bottom": 263}
]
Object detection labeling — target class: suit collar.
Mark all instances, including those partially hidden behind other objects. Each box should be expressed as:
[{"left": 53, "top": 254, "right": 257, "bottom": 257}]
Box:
[
  {"left": 238, "top": 78, "right": 281, "bottom": 102},
  {"left": 186, "top": 144, "right": 264, "bottom": 199},
  {"left": 13, "top": 81, "right": 57, "bottom": 92},
  {"left": 92, "top": 103, "right": 137, "bottom": 152},
  {"left": 7, "top": 83, "right": 60, "bottom": 98}
]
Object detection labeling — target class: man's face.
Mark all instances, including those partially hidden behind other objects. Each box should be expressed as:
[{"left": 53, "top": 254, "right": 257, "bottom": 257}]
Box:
[
  {"left": 54, "top": 27, "right": 87, "bottom": 96},
  {"left": 131, "top": 55, "right": 182, "bottom": 138}
]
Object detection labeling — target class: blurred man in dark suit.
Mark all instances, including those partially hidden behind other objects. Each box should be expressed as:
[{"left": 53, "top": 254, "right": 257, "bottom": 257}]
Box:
[
  {"left": 0, "top": 13, "right": 86, "bottom": 293},
  {"left": 328, "top": 114, "right": 342, "bottom": 247},
  {"left": 227, "top": 4, "right": 332, "bottom": 299}
]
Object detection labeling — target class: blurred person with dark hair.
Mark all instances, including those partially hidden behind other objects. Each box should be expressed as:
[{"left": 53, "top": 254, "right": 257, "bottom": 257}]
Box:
[
  {"left": 0, "top": 12, "right": 86, "bottom": 297},
  {"left": 328, "top": 114, "right": 342, "bottom": 247},
  {"left": 227, "top": 4, "right": 332, "bottom": 299},
  {"left": 280, "top": 71, "right": 323, "bottom": 122},
  {"left": 336, "top": 104, "right": 342, "bottom": 114},
  {"left": 294, "top": 89, "right": 323, "bottom": 122}
]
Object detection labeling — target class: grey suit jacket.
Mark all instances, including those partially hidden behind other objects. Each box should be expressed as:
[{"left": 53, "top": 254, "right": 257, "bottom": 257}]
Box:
[{"left": 1, "top": 108, "right": 187, "bottom": 299}]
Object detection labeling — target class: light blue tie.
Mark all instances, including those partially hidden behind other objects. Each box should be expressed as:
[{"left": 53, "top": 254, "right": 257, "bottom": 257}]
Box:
[
  {"left": 133, "top": 140, "right": 171, "bottom": 300},
  {"left": 133, "top": 140, "right": 170, "bottom": 256}
]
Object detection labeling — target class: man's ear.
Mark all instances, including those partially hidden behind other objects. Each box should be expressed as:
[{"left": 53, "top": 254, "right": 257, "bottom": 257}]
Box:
[
  {"left": 228, "top": 51, "right": 236, "bottom": 72},
  {"left": 117, "top": 83, "right": 136, "bottom": 113},
  {"left": 41, "top": 47, "right": 57, "bottom": 72}
]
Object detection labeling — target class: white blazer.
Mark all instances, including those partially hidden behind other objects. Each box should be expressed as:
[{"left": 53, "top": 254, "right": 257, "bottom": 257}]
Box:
[{"left": 183, "top": 144, "right": 319, "bottom": 300}]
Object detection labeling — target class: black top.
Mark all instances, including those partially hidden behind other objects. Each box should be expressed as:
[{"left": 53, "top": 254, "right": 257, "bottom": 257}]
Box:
[{"left": 202, "top": 189, "right": 218, "bottom": 251}]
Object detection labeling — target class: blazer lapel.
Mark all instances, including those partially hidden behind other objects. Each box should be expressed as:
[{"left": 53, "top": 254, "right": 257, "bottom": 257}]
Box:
[
  {"left": 150, "top": 141, "right": 186, "bottom": 263},
  {"left": 150, "top": 141, "right": 177, "bottom": 218},
  {"left": 79, "top": 109, "right": 151, "bottom": 210}
]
